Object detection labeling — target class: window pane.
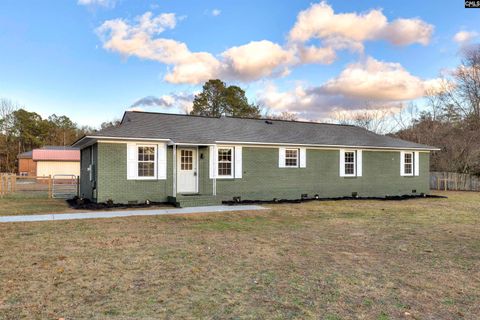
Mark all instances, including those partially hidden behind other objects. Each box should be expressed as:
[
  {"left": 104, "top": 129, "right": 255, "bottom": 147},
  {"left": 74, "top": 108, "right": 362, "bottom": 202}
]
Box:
[
  {"left": 218, "top": 149, "right": 232, "bottom": 161},
  {"left": 285, "top": 149, "right": 297, "bottom": 158},
  {"left": 285, "top": 158, "right": 297, "bottom": 166},
  {"left": 345, "top": 152, "right": 355, "bottom": 163},
  {"left": 218, "top": 162, "right": 232, "bottom": 176},
  {"left": 138, "top": 162, "right": 155, "bottom": 177},
  {"left": 285, "top": 149, "right": 298, "bottom": 167},
  {"left": 405, "top": 153, "right": 412, "bottom": 163},
  {"left": 405, "top": 163, "right": 413, "bottom": 174},
  {"left": 218, "top": 148, "right": 232, "bottom": 176},
  {"left": 181, "top": 150, "right": 193, "bottom": 170},
  {"left": 137, "top": 146, "right": 156, "bottom": 177},
  {"left": 344, "top": 151, "right": 355, "bottom": 175},
  {"left": 345, "top": 163, "right": 355, "bottom": 175},
  {"left": 404, "top": 153, "right": 413, "bottom": 175}
]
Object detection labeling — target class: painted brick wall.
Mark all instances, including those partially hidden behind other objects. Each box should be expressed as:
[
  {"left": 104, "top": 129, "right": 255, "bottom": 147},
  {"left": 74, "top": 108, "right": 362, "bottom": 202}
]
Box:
[
  {"left": 95, "top": 143, "right": 174, "bottom": 203},
  {"left": 79, "top": 144, "right": 97, "bottom": 200},
  {"left": 87, "top": 143, "right": 430, "bottom": 204},
  {"left": 215, "top": 147, "right": 430, "bottom": 201}
]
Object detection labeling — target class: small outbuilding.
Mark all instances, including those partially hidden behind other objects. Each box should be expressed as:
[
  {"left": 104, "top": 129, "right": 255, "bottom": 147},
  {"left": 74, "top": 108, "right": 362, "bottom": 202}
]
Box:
[{"left": 17, "top": 146, "right": 80, "bottom": 178}]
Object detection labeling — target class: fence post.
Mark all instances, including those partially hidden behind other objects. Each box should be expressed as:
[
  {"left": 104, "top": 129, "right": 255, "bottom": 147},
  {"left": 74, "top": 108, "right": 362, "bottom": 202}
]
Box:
[
  {"left": 48, "top": 175, "right": 52, "bottom": 199},
  {"left": 0, "top": 175, "right": 3, "bottom": 198}
]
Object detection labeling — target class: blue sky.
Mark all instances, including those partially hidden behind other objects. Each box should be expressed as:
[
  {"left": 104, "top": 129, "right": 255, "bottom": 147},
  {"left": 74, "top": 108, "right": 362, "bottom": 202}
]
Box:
[{"left": 0, "top": 0, "right": 478, "bottom": 126}]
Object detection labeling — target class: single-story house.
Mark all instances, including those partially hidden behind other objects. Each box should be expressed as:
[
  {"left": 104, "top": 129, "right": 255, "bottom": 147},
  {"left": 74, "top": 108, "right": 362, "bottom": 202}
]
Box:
[
  {"left": 17, "top": 146, "right": 80, "bottom": 178},
  {"left": 72, "top": 111, "right": 439, "bottom": 207}
]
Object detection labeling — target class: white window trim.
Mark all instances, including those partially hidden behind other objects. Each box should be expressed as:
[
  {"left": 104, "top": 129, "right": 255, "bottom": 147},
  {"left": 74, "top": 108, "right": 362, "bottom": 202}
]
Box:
[
  {"left": 343, "top": 150, "right": 356, "bottom": 177},
  {"left": 284, "top": 148, "right": 299, "bottom": 168},
  {"left": 403, "top": 151, "right": 414, "bottom": 177},
  {"left": 136, "top": 144, "right": 157, "bottom": 180},
  {"left": 217, "top": 146, "right": 234, "bottom": 179}
]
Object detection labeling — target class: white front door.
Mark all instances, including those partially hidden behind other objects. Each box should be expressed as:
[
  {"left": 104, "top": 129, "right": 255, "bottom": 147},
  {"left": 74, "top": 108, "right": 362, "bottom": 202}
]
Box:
[{"left": 177, "top": 148, "right": 197, "bottom": 193}]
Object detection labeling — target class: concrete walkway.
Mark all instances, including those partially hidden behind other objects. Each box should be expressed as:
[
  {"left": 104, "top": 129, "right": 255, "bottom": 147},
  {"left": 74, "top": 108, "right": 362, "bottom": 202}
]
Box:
[{"left": 0, "top": 205, "right": 267, "bottom": 223}]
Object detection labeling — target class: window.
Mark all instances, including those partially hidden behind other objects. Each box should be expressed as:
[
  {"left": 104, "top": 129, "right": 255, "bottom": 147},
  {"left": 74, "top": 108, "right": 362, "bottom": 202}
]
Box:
[
  {"left": 20, "top": 172, "right": 28, "bottom": 177},
  {"left": 138, "top": 146, "right": 156, "bottom": 177},
  {"left": 344, "top": 151, "right": 356, "bottom": 176},
  {"left": 404, "top": 152, "right": 413, "bottom": 176},
  {"left": 180, "top": 150, "right": 193, "bottom": 170},
  {"left": 218, "top": 147, "right": 233, "bottom": 177},
  {"left": 285, "top": 148, "right": 299, "bottom": 167}
]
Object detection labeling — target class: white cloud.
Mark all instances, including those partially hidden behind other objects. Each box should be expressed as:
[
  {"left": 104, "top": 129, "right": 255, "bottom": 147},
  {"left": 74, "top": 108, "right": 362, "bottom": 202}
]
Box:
[
  {"left": 380, "top": 18, "right": 433, "bottom": 46},
  {"left": 97, "top": 14, "right": 295, "bottom": 84},
  {"left": 296, "top": 45, "right": 336, "bottom": 64},
  {"left": 78, "top": 0, "right": 116, "bottom": 8},
  {"left": 320, "top": 57, "right": 437, "bottom": 100},
  {"left": 289, "top": 1, "right": 433, "bottom": 65},
  {"left": 97, "top": 3, "right": 435, "bottom": 84},
  {"left": 212, "top": 9, "right": 221, "bottom": 17},
  {"left": 453, "top": 30, "right": 478, "bottom": 44},
  {"left": 257, "top": 57, "right": 440, "bottom": 119},
  {"left": 130, "top": 92, "right": 195, "bottom": 113},
  {"left": 222, "top": 41, "right": 295, "bottom": 81},
  {"left": 289, "top": 1, "right": 433, "bottom": 45}
]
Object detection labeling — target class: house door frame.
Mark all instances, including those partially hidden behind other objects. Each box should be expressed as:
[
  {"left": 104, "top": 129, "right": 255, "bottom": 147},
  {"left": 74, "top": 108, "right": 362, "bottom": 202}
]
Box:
[{"left": 176, "top": 147, "right": 198, "bottom": 194}]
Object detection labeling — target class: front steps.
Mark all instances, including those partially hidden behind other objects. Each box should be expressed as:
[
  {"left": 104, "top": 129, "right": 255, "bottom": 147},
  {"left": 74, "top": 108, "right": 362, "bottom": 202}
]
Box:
[{"left": 168, "top": 194, "right": 223, "bottom": 208}]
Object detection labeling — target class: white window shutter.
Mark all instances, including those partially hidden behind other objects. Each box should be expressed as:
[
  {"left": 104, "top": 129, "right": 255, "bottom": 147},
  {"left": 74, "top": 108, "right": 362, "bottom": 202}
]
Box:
[
  {"left": 157, "top": 143, "right": 167, "bottom": 180},
  {"left": 400, "top": 151, "right": 405, "bottom": 176},
  {"left": 234, "top": 146, "right": 242, "bottom": 178},
  {"left": 209, "top": 145, "right": 217, "bottom": 179},
  {"left": 414, "top": 151, "right": 420, "bottom": 176},
  {"left": 127, "top": 143, "right": 138, "bottom": 180},
  {"left": 356, "top": 150, "right": 363, "bottom": 177},
  {"left": 299, "top": 148, "right": 307, "bottom": 168},
  {"left": 278, "top": 147, "right": 286, "bottom": 168},
  {"left": 339, "top": 149, "right": 345, "bottom": 177}
]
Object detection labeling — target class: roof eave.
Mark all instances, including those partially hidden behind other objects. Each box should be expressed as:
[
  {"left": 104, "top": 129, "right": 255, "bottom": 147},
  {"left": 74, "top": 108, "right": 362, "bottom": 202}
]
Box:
[
  {"left": 72, "top": 135, "right": 172, "bottom": 148},
  {"left": 215, "top": 140, "right": 440, "bottom": 151}
]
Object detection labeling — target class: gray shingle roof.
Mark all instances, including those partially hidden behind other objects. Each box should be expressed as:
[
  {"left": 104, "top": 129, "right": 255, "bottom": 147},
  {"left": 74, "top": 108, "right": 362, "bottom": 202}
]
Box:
[{"left": 83, "top": 111, "right": 437, "bottom": 150}]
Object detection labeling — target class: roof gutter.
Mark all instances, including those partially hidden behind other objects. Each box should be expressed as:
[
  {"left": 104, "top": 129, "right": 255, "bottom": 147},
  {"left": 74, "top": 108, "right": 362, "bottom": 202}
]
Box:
[
  {"left": 72, "top": 135, "right": 440, "bottom": 151},
  {"left": 214, "top": 140, "right": 441, "bottom": 151},
  {"left": 72, "top": 135, "right": 172, "bottom": 147}
]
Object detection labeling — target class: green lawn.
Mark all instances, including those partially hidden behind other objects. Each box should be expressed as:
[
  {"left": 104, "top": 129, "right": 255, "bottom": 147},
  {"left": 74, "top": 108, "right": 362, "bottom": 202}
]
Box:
[{"left": 0, "top": 191, "right": 479, "bottom": 319}]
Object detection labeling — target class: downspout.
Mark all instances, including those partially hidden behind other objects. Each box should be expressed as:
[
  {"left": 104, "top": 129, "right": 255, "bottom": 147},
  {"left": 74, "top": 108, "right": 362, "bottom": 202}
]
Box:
[
  {"left": 172, "top": 144, "right": 177, "bottom": 196},
  {"left": 213, "top": 145, "right": 217, "bottom": 196}
]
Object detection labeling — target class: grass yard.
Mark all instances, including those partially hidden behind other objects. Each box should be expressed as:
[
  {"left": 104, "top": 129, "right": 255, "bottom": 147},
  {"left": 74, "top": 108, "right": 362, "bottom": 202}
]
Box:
[
  {"left": 0, "top": 195, "right": 73, "bottom": 216},
  {"left": 0, "top": 191, "right": 479, "bottom": 319}
]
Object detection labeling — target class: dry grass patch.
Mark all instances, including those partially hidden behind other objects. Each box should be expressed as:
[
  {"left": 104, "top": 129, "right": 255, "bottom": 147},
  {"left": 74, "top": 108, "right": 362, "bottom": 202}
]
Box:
[
  {"left": 0, "top": 195, "right": 72, "bottom": 216},
  {"left": 0, "top": 191, "right": 479, "bottom": 319}
]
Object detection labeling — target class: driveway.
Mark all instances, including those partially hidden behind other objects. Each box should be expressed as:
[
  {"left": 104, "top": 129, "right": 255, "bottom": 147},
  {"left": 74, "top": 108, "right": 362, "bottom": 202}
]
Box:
[{"left": 0, "top": 205, "right": 267, "bottom": 223}]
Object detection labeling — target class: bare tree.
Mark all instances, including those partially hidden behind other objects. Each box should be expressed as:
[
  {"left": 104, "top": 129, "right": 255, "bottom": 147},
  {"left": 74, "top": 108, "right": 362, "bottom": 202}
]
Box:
[
  {"left": 391, "top": 103, "right": 419, "bottom": 131},
  {"left": 267, "top": 111, "right": 299, "bottom": 121},
  {"left": 333, "top": 105, "right": 397, "bottom": 134},
  {"left": 0, "top": 98, "right": 19, "bottom": 172},
  {"left": 435, "top": 44, "right": 480, "bottom": 125}
]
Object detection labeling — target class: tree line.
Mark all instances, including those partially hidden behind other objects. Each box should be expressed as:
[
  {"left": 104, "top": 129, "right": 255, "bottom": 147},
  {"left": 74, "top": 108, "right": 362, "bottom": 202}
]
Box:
[
  {"left": 0, "top": 100, "right": 117, "bottom": 172},
  {"left": 336, "top": 45, "right": 480, "bottom": 175}
]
